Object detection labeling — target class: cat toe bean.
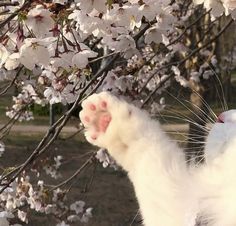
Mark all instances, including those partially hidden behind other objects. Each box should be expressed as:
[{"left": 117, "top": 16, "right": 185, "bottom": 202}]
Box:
[{"left": 80, "top": 93, "right": 113, "bottom": 143}]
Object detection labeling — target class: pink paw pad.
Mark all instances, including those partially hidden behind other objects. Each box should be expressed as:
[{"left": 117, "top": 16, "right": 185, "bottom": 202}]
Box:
[
  {"left": 84, "top": 116, "right": 90, "bottom": 123},
  {"left": 99, "top": 114, "right": 112, "bottom": 132},
  {"left": 101, "top": 101, "right": 107, "bottom": 109},
  {"left": 91, "top": 134, "right": 97, "bottom": 140},
  {"left": 80, "top": 95, "right": 112, "bottom": 142},
  {"left": 89, "top": 104, "right": 96, "bottom": 111}
]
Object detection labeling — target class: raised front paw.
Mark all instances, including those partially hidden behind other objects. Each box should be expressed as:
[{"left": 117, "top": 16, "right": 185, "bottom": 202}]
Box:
[
  {"left": 79, "top": 92, "right": 114, "bottom": 145},
  {"left": 80, "top": 91, "right": 150, "bottom": 152}
]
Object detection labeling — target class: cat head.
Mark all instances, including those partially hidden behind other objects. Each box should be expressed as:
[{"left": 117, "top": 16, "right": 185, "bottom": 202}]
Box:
[
  {"left": 217, "top": 110, "right": 236, "bottom": 123},
  {"left": 204, "top": 110, "right": 236, "bottom": 164}
]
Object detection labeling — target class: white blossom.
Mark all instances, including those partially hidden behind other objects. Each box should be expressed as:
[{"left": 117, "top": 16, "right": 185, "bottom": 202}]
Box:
[
  {"left": 19, "top": 39, "right": 50, "bottom": 70},
  {"left": 139, "top": 3, "right": 159, "bottom": 21},
  {"left": 17, "top": 210, "right": 28, "bottom": 223},
  {"left": 4, "top": 53, "right": 20, "bottom": 71},
  {"left": 25, "top": 5, "right": 54, "bottom": 38},
  {"left": 80, "top": 207, "right": 93, "bottom": 223},
  {"left": 72, "top": 49, "right": 98, "bottom": 68},
  {"left": 156, "top": 7, "right": 175, "bottom": 30},
  {"left": 56, "top": 221, "right": 70, "bottom": 226},
  {"left": 171, "top": 66, "right": 181, "bottom": 76},
  {"left": 75, "top": 0, "right": 107, "bottom": 13},
  {"left": 96, "top": 149, "right": 117, "bottom": 169},
  {"left": 0, "top": 143, "right": 5, "bottom": 157},
  {"left": 110, "top": 35, "right": 136, "bottom": 52},
  {"left": 175, "top": 75, "right": 189, "bottom": 87},
  {"left": 190, "top": 71, "right": 200, "bottom": 83},
  {"left": 144, "top": 27, "right": 164, "bottom": 44},
  {"left": 70, "top": 201, "right": 85, "bottom": 214},
  {"left": 203, "top": 70, "right": 213, "bottom": 79},
  {"left": 67, "top": 215, "right": 80, "bottom": 222},
  {"left": 194, "top": 0, "right": 225, "bottom": 18},
  {"left": 0, "top": 44, "right": 9, "bottom": 68}
]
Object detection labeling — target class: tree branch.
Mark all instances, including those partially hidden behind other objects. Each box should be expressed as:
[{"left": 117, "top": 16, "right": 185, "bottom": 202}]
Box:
[
  {"left": 0, "top": 2, "right": 19, "bottom": 7},
  {"left": 140, "top": 17, "right": 234, "bottom": 106},
  {"left": 0, "top": 0, "right": 32, "bottom": 30}
]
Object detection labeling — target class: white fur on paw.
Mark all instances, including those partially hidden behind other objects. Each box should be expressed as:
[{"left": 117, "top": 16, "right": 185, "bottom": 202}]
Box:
[{"left": 80, "top": 92, "right": 113, "bottom": 144}]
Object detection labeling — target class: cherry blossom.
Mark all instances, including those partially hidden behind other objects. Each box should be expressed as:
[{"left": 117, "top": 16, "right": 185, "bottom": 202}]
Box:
[
  {"left": 194, "top": 0, "right": 229, "bottom": 17},
  {"left": 222, "top": 0, "right": 236, "bottom": 11},
  {"left": 144, "top": 27, "right": 164, "bottom": 44},
  {"left": 110, "top": 35, "right": 136, "bottom": 52},
  {"left": 4, "top": 53, "right": 20, "bottom": 71},
  {"left": 72, "top": 48, "right": 98, "bottom": 68},
  {"left": 96, "top": 149, "right": 118, "bottom": 169},
  {"left": 80, "top": 207, "right": 93, "bottom": 223},
  {"left": 70, "top": 200, "right": 85, "bottom": 214},
  {"left": 56, "top": 221, "right": 69, "bottom": 226},
  {"left": 0, "top": 143, "right": 5, "bottom": 157},
  {"left": 24, "top": 5, "right": 54, "bottom": 38},
  {"left": 0, "top": 44, "right": 9, "bottom": 68},
  {"left": 17, "top": 210, "right": 27, "bottom": 223},
  {"left": 77, "top": 0, "right": 107, "bottom": 13},
  {"left": 19, "top": 39, "right": 50, "bottom": 70}
]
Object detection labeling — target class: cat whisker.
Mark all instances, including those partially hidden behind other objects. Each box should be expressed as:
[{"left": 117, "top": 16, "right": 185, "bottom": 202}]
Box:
[
  {"left": 189, "top": 88, "right": 218, "bottom": 121},
  {"left": 159, "top": 112, "right": 210, "bottom": 128},
  {"left": 161, "top": 106, "right": 213, "bottom": 129},
  {"left": 166, "top": 132, "right": 207, "bottom": 143},
  {"left": 164, "top": 90, "right": 214, "bottom": 126},
  {"left": 207, "top": 62, "right": 228, "bottom": 111},
  {"left": 130, "top": 209, "right": 141, "bottom": 226},
  {"left": 172, "top": 140, "right": 206, "bottom": 144},
  {"left": 183, "top": 99, "right": 216, "bottom": 124},
  {"left": 161, "top": 114, "right": 210, "bottom": 133},
  {"left": 166, "top": 131, "right": 208, "bottom": 139}
]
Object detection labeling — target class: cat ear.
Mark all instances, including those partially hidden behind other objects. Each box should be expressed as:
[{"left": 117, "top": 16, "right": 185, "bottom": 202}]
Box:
[{"left": 217, "top": 110, "right": 236, "bottom": 123}]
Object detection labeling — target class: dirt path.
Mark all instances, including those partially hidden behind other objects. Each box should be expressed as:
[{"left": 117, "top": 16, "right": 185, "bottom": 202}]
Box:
[{"left": 0, "top": 123, "right": 189, "bottom": 134}]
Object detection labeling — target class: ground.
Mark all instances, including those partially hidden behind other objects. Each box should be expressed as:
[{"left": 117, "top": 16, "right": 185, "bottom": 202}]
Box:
[{"left": 0, "top": 133, "right": 140, "bottom": 226}]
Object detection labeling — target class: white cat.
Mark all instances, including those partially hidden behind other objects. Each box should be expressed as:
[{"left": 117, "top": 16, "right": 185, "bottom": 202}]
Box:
[
  {"left": 79, "top": 91, "right": 236, "bottom": 226},
  {"left": 193, "top": 110, "right": 236, "bottom": 226}
]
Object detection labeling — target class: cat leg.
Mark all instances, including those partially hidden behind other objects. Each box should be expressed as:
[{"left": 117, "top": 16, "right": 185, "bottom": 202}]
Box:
[
  {"left": 79, "top": 91, "right": 155, "bottom": 170},
  {"left": 80, "top": 92, "right": 197, "bottom": 226}
]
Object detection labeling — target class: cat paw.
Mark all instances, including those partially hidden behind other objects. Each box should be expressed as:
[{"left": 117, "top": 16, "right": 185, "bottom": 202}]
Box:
[
  {"left": 80, "top": 92, "right": 150, "bottom": 151},
  {"left": 79, "top": 92, "right": 116, "bottom": 146}
]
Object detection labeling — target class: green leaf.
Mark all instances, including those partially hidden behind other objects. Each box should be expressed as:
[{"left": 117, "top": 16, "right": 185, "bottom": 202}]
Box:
[{"left": 106, "top": 0, "right": 113, "bottom": 10}]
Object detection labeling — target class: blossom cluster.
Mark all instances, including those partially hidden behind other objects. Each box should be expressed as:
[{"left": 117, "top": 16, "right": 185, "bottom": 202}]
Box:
[
  {"left": 0, "top": 175, "right": 92, "bottom": 225},
  {"left": 0, "top": 0, "right": 234, "bottom": 120}
]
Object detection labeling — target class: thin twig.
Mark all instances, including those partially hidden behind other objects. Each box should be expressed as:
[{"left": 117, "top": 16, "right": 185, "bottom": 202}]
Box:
[
  {"left": 139, "top": 10, "right": 214, "bottom": 93},
  {"left": 50, "top": 154, "right": 95, "bottom": 191},
  {"left": 140, "top": 17, "right": 234, "bottom": 105},
  {"left": 82, "top": 160, "right": 97, "bottom": 193},
  {"left": 0, "top": 0, "right": 32, "bottom": 29},
  {"left": 0, "top": 54, "right": 119, "bottom": 193},
  {"left": 0, "top": 66, "right": 23, "bottom": 96},
  {"left": 0, "top": 2, "right": 19, "bottom": 7},
  {"left": 59, "top": 128, "right": 83, "bottom": 140}
]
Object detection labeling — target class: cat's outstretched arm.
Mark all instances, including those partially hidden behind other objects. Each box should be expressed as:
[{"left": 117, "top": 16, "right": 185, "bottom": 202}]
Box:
[{"left": 80, "top": 92, "right": 197, "bottom": 226}]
